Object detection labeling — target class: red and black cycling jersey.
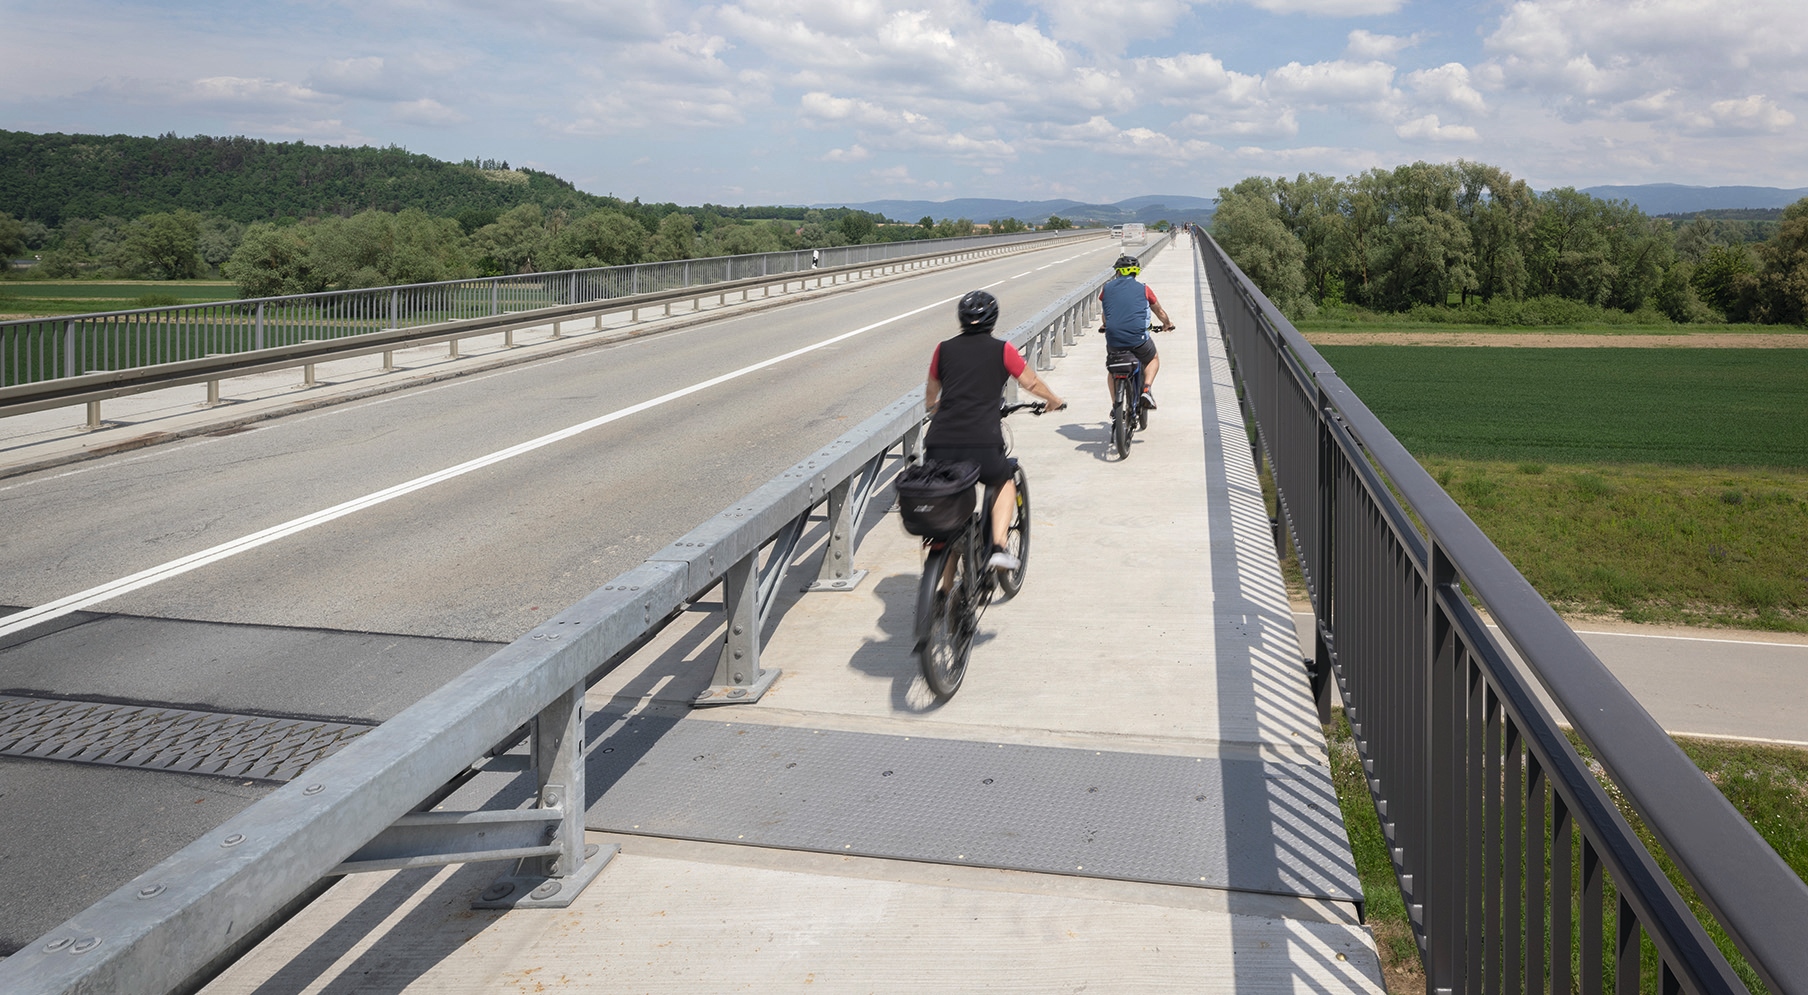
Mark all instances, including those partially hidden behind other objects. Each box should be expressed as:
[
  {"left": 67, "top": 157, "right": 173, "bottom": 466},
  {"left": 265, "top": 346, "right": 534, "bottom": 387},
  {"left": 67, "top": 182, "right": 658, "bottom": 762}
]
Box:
[{"left": 925, "top": 333, "right": 1025, "bottom": 449}]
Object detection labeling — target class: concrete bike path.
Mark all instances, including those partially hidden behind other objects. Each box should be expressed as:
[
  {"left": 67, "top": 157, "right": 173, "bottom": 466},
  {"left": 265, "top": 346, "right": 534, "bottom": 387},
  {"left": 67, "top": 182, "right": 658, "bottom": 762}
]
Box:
[{"left": 201, "top": 245, "right": 1387, "bottom": 993}]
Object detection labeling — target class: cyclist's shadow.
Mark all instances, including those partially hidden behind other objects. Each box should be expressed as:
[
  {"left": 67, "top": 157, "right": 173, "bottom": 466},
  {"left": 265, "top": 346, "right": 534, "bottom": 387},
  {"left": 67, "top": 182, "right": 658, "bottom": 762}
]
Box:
[
  {"left": 1058, "top": 420, "right": 1121, "bottom": 461},
  {"left": 842, "top": 547, "right": 1002, "bottom": 714}
]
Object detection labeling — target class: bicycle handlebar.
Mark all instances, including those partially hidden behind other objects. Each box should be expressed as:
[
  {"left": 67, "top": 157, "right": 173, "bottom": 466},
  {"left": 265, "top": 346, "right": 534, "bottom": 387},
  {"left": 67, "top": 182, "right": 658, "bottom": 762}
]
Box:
[{"left": 1002, "top": 401, "right": 1063, "bottom": 416}]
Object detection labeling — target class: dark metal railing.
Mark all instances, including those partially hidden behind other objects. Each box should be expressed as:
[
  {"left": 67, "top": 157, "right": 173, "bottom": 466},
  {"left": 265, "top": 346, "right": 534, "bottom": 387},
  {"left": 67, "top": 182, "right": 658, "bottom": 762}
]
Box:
[{"left": 1192, "top": 228, "right": 1808, "bottom": 995}]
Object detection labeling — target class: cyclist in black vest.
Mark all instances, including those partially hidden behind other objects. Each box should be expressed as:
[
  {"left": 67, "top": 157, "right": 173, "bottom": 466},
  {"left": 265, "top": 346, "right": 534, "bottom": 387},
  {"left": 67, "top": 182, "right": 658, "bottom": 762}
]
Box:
[
  {"left": 924, "top": 290, "right": 1066, "bottom": 572},
  {"left": 1098, "top": 254, "right": 1174, "bottom": 409}
]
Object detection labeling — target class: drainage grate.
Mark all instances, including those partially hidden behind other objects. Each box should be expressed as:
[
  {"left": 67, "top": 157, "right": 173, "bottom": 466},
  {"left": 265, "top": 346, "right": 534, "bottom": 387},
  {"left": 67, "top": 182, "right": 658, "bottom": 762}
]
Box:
[{"left": 0, "top": 693, "right": 373, "bottom": 782}]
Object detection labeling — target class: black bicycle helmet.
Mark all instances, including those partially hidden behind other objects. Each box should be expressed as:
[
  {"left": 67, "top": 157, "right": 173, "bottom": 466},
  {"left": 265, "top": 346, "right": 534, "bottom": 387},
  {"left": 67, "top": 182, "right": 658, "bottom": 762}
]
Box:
[
  {"left": 1113, "top": 254, "right": 1140, "bottom": 276},
  {"left": 957, "top": 289, "right": 999, "bottom": 333}
]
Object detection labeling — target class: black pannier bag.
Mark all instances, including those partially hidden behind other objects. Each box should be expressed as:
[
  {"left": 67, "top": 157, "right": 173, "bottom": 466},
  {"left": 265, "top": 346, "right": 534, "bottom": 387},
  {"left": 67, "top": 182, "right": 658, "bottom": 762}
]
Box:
[
  {"left": 895, "top": 459, "right": 981, "bottom": 537},
  {"left": 1106, "top": 349, "right": 1140, "bottom": 376}
]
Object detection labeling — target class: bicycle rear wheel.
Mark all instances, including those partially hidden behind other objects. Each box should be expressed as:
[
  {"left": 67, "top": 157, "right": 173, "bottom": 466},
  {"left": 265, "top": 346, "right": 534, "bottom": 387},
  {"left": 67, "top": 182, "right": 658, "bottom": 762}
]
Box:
[
  {"left": 1112, "top": 380, "right": 1132, "bottom": 459},
  {"left": 994, "top": 465, "right": 1030, "bottom": 601},
  {"left": 915, "top": 542, "right": 974, "bottom": 697}
]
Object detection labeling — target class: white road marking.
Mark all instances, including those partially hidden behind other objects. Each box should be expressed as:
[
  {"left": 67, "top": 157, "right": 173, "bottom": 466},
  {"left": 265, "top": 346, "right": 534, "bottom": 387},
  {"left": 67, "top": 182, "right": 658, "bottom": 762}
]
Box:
[{"left": 0, "top": 292, "right": 963, "bottom": 638}]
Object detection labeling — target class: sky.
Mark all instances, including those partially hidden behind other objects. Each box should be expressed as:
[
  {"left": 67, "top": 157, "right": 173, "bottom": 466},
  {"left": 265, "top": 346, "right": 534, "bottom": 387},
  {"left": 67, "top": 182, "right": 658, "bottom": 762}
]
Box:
[{"left": 3, "top": 0, "right": 1805, "bottom": 208}]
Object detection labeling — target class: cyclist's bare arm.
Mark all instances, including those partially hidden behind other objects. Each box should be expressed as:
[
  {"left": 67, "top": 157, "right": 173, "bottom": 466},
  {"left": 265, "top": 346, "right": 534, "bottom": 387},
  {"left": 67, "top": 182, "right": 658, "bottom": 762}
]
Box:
[
  {"left": 1015, "top": 368, "right": 1066, "bottom": 411},
  {"left": 925, "top": 376, "right": 941, "bottom": 414},
  {"left": 1149, "top": 294, "right": 1174, "bottom": 331}
]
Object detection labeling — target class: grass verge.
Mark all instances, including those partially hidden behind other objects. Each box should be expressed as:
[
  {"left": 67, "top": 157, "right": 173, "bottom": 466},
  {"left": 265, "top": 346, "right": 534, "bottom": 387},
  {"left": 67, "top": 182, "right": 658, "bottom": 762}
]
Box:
[{"left": 1421, "top": 457, "right": 1808, "bottom": 631}]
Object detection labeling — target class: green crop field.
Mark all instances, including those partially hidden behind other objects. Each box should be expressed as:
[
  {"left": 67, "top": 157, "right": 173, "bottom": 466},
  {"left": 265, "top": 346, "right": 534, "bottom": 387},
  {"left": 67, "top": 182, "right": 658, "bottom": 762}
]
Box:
[
  {"left": 0, "top": 280, "right": 242, "bottom": 317},
  {"left": 1315, "top": 346, "right": 1808, "bottom": 469}
]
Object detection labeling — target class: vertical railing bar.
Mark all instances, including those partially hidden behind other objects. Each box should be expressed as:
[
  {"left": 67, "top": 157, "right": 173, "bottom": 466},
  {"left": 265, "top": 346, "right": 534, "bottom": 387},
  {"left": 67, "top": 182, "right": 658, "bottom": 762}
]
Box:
[
  {"left": 1504, "top": 719, "right": 1524, "bottom": 995},
  {"left": 1581, "top": 838, "right": 1604, "bottom": 995},
  {"left": 1553, "top": 795, "right": 1573, "bottom": 995},
  {"left": 1485, "top": 683, "right": 1503, "bottom": 995},
  {"left": 1528, "top": 756, "right": 1547, "bottom": 994}
]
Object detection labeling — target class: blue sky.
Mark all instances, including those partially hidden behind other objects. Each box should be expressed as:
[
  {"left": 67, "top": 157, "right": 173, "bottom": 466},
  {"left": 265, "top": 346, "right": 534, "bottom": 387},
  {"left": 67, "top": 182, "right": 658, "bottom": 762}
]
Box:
[{"left": 3, "top": 0, "right": 1804, "bottom": 207}]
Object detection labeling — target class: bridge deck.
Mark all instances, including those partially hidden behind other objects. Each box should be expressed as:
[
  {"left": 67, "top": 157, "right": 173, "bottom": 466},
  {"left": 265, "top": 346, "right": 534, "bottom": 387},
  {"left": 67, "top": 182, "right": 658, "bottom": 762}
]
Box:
[{"left": 199, "top": 245, "right": 1388, "bottom": 992}]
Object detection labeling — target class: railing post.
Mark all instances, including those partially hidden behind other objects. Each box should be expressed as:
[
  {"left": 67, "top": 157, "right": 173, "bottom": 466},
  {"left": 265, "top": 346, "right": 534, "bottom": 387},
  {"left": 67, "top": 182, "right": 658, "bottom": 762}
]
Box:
[
  {"left": 255, "top": 302, "right": 266, "bottom": 351},
  {"left": 1426, "top": 540, "right": 1462, "bottom": 994},
  {"left": 805, "top": 475, "right": 868, "bottom": 592},
  {"left": 64, "top": 319, "right": 77, "bottom": 378},
  {"left": 474, "top": 682, "right": 615, "bottom": 909},
  {"left": 1310, "top": 383, "right": 1334, "bottom": 725},
  {"left": 696, "top": 553, "right": 780, "bottom": 704},
  {"left": 1050, "top": 320, "right": 1066, "bottom": 359},
  {"left": 1035, "top": 328, "right": 1053, "bottom": 371},
  {"left": 85, "top": 400, "right": 101, "bottom": 430},
  {"left": 490, "top": 279, "right": 499, "bottom": 317}
]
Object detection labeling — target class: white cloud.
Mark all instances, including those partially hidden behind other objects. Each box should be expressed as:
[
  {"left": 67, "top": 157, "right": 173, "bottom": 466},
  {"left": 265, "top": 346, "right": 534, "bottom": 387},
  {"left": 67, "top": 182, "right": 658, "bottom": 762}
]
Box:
[
  {"left": 1021, "top": 0, "right": 1195, "bottom": 55},
  {"left": 1248, "top": 0, "right": 1404, "bottom": 13},
  {"left": 1481, "top": 0, "right": 1808, "bottom": 128},
  {"left": 389, "top": 98, "right": 466, "bottom": 126},
  {"left": 1266, "top": 59, "right": 1400, "bottom": 112},
  {"left": 1395, "top": 114, "right": 1480, "bottom": 142},
  {"left": 1407, "top": 63, "right": 1486, "bottom": 114},
  {"left": 1699, "top": 94, "right": 1797, "bottom": 135},
  {"left": 1345, "top": 29, "right": 1423, "bottom": 59},
  {"left": 823, "top": 144, "right": 871, "bottom": 162}
]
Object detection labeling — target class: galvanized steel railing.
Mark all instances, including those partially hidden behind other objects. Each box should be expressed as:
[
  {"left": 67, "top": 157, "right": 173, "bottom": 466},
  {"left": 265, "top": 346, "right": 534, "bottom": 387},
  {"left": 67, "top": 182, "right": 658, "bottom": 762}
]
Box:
[
  {"left": 1192, "top": 228, "right": 1808, "bottom": 994},
  {"left": 0, "top": 229, "right": 1091, "bottom": 391},
  {"left": 0, "top": 236, "right": 1159, "bottom": 995}
]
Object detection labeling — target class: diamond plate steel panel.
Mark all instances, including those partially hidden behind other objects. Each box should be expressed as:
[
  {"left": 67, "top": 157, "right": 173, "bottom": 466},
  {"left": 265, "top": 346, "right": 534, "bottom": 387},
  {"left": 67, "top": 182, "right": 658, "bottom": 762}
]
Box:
[
  {"left": 0, "top": 694, "right": 373, "bottom": 782},
  {"left": 585, "top": 717, "right": 1361, "bottom": 901}
]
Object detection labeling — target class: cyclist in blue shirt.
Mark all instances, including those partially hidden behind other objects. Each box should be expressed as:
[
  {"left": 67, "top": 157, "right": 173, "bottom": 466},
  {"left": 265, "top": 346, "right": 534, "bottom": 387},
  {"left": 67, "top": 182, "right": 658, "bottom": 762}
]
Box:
[{"left": 1098, "top": 254, "right": 1174, "bottom": 410}]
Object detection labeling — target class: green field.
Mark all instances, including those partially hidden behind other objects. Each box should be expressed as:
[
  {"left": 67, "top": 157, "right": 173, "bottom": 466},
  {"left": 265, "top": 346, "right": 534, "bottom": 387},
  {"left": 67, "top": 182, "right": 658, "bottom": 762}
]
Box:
[
  {"left": 0, "top": 280, "right": 241, "bottom": 316},
  {"left": 1316, "top": 346, "right": 1808, "bottom": 468}
]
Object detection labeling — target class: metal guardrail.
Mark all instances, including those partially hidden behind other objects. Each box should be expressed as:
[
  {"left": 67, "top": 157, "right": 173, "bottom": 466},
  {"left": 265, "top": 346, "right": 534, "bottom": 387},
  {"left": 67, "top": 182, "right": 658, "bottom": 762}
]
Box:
[
  {"left": 1192, "top": 228, "right": 1808, "bottom": 994},
  {"left": 0, "top": 233, "right": 1166, "bottom": 995},
  {"left": 0, "top": 228, "right": 1099, "bottom": 412}
]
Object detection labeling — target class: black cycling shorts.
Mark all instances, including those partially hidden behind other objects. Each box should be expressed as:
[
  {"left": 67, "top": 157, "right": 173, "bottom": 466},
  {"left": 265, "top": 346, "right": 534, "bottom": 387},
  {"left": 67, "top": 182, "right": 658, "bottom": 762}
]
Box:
[
  {"left": 924, "top": 444, "right": 1013, "bottom": 487},
  {"left": 1106, "top": 338, "right": 1158, "bottom": 369}
]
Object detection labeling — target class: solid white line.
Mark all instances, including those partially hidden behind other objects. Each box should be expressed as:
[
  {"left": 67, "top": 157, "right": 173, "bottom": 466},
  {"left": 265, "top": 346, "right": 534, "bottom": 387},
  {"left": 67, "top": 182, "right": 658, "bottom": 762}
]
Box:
[
  {"left": 1569, "top": 628, "right": 1808, "bottom": 650},
  {"left": 0, "top": 292, "right": 961, "bottom": 639}
]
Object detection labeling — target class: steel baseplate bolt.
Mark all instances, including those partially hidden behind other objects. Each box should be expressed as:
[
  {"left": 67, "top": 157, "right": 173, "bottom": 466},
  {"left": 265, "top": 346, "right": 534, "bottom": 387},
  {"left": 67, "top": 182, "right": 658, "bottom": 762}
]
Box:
[
  {"left": 136, "top": 884, "right": 165, "bottom": 899},
  {"left": 43, "top": 937, "right": 73, "bottom": 953},
  {"left": 221, "top": 833, "right": 245, "bottom": 847},
  {"left": 70, "top": 938, "right": 101, "bottom": 954},
  {"left": 303, "top": 783, "right": 324, "bottom": 795},
  {"left": 530, "top": 880, "right": 562, "bottom": 900},
  {"left": 482, "top": 882, "right": 515, "bottom": 901}
]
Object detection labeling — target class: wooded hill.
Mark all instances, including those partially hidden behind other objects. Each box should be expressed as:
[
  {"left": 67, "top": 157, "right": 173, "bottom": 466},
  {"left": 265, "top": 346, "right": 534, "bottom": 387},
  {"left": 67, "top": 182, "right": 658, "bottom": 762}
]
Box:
[{"left": 0, "top": 131, "right": 636, "bottom": 227}]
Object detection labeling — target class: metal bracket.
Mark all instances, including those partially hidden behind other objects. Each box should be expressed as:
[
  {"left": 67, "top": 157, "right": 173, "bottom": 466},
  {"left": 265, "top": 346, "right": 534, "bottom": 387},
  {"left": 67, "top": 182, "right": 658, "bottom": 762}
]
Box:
[{"left": 473, "top": 842, "right": 618, "bottom": 910}]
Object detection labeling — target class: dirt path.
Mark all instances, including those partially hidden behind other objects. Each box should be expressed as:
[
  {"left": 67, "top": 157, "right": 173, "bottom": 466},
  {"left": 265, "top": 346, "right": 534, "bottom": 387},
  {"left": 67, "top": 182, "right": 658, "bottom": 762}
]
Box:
[{"left": 1301, "top": 330, "right": 1808, "bottom": 348}]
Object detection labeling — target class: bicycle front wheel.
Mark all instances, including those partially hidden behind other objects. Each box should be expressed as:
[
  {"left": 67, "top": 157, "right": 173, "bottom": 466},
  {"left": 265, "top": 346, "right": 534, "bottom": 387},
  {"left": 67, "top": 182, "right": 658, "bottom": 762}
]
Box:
[
  {"left": 995, "top": 465, "right": 1030, "bottom": 601},
  {"left": 915, "top": 542, "right": 974, "bottom": 698}
]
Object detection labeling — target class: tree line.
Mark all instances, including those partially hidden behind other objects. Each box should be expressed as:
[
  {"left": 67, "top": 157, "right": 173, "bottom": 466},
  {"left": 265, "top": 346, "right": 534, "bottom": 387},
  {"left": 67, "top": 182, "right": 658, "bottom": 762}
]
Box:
[
  {"left": 1211, "top": 160, "right": 1808, "bottom": 326},
  {"left": 0, "top": 130, "right": 1058, "bottom": 297},
  {"left": 0, "top": 202, "right": 1013, "bottom": 297}
]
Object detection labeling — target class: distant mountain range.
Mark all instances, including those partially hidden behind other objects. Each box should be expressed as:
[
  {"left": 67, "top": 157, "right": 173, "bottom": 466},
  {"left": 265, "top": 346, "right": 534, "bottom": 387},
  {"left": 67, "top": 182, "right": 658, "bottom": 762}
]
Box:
[
  {"left": 820, "top": 195, "right": 1219, "bottom": 227},
  {"left": 830, "top": 184, "right": 1808, "bottom": 228},
  {"left": 1578, "top": 184, "right": 1808, "bottom": 216}
]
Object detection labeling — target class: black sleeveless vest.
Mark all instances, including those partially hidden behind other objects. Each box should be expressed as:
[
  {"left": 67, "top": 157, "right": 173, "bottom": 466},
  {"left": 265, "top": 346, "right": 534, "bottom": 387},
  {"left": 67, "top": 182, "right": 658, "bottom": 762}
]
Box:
[{"left": 926, "top": 332, "right": 1010, "bottom": 449}]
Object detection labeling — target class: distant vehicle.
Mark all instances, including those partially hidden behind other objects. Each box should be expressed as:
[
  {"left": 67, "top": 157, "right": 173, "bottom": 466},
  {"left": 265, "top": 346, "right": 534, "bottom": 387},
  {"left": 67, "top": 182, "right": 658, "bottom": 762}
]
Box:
[
  {"left": 1110, "top": 225, "right": 1123, "bottom": 239},
  {"left": 1121, "top": 223, "right": 1146, "bottom": 245}
]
